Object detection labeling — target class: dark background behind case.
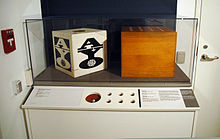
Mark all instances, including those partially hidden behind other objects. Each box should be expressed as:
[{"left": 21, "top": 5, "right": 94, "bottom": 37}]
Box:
[{"left": 40, "top": 0, "right": 177, "bottom": 69}]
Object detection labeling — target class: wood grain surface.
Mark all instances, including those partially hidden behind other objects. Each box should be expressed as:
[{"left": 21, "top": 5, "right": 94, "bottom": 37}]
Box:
[{"left": 121, "top": 26, "right": 177, "bottom": 77}]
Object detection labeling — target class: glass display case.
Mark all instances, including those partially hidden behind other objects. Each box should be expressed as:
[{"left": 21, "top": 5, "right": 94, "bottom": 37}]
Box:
[{"left": 25, "top": 17, "right": 198, "bottom": 87}]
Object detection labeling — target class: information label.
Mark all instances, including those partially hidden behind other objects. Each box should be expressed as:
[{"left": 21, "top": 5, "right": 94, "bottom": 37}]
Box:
[
  {"left": 140, "top": 89, "right": 185, "bottom": 109},
  {"left": 26, "top": 87, "right": 83, "bottom": 107}
]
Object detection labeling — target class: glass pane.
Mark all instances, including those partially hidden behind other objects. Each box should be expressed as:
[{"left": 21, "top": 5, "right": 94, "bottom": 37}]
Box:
[{"left": 25, "top": 17, "right": 198, "bottom": 87}]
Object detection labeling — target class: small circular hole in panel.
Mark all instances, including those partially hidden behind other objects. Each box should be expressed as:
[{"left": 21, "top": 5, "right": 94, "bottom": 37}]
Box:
[
  {"left": 85, "top": 93, "right": 101, "bottom": 103},
  {"left": 119, "top": 93, "right": 123, "bottom": 96},
  {"left": 106, "top": 100, "right": 111, "bottom": 103},
  {"left": 118, "top": 100, "right": 123, "bottom": 103},
  {"left": 130, "top": 100, "right": 135, "bottom": 103},
  {"left": 130, "top": 93, "right": 135, "bottom": 96},
  {"left": 107, "top": 93, "right": 112, "bottom": 96},
  {"left": 203, "top": 45, "right": 208, "bottom": 49}
]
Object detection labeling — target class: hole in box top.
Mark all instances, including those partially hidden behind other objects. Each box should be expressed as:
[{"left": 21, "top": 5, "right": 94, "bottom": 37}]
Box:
[{"left": 73, "top": 30, "right": 86, "bottom": 33}]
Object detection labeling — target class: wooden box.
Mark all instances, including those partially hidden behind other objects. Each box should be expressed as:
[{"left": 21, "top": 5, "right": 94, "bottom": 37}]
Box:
[
  {"left": 121, "top": 26, "right": 177, "bottom": 77},
  {"left": 52, "top": 28, "right": 107, "bottom": 78}
]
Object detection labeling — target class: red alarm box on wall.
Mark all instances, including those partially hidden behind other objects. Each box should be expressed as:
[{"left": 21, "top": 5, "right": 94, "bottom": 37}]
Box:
[{"left": 1, "top": 29, "right": 16, "bottom": 54}]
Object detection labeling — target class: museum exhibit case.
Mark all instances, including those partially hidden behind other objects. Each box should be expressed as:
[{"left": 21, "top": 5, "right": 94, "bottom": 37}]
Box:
[
  {"left": 22, "top": 16, "right": 200, "bottom": 139},
  {"left": 24, "top": 17, "right": 198, "bottom": 87}
]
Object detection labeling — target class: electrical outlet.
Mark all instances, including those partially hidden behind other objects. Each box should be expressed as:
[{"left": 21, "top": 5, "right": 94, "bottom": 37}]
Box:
[
  {"left": 12, "top": 80, "right": 22, "bottom": 95},
  {"left": 176, "top": 51, "right": 185, "bottom": 64}
]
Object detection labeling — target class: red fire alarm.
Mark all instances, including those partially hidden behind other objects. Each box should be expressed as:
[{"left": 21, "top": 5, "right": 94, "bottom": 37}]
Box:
[{"left": 1, "top": 29, "right": 16, "bottom": 54}]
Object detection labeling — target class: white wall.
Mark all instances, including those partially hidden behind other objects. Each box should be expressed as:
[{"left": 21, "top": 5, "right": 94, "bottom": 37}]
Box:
[
  {"left": 0, "top": 0, "right": 41, "bottom": 139},
  {"left": 177, "top": 0, "right": 196, "bottom": 18}
]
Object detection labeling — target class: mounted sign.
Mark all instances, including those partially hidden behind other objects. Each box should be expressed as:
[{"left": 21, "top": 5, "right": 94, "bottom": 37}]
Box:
[{"left": 1, "top": 29, "right": 16, "bottom": 54}]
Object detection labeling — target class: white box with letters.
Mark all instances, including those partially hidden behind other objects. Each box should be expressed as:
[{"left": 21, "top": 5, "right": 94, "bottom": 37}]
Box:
[{"left": 52, "top": 28, "right": 107, "bottom": 78}]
